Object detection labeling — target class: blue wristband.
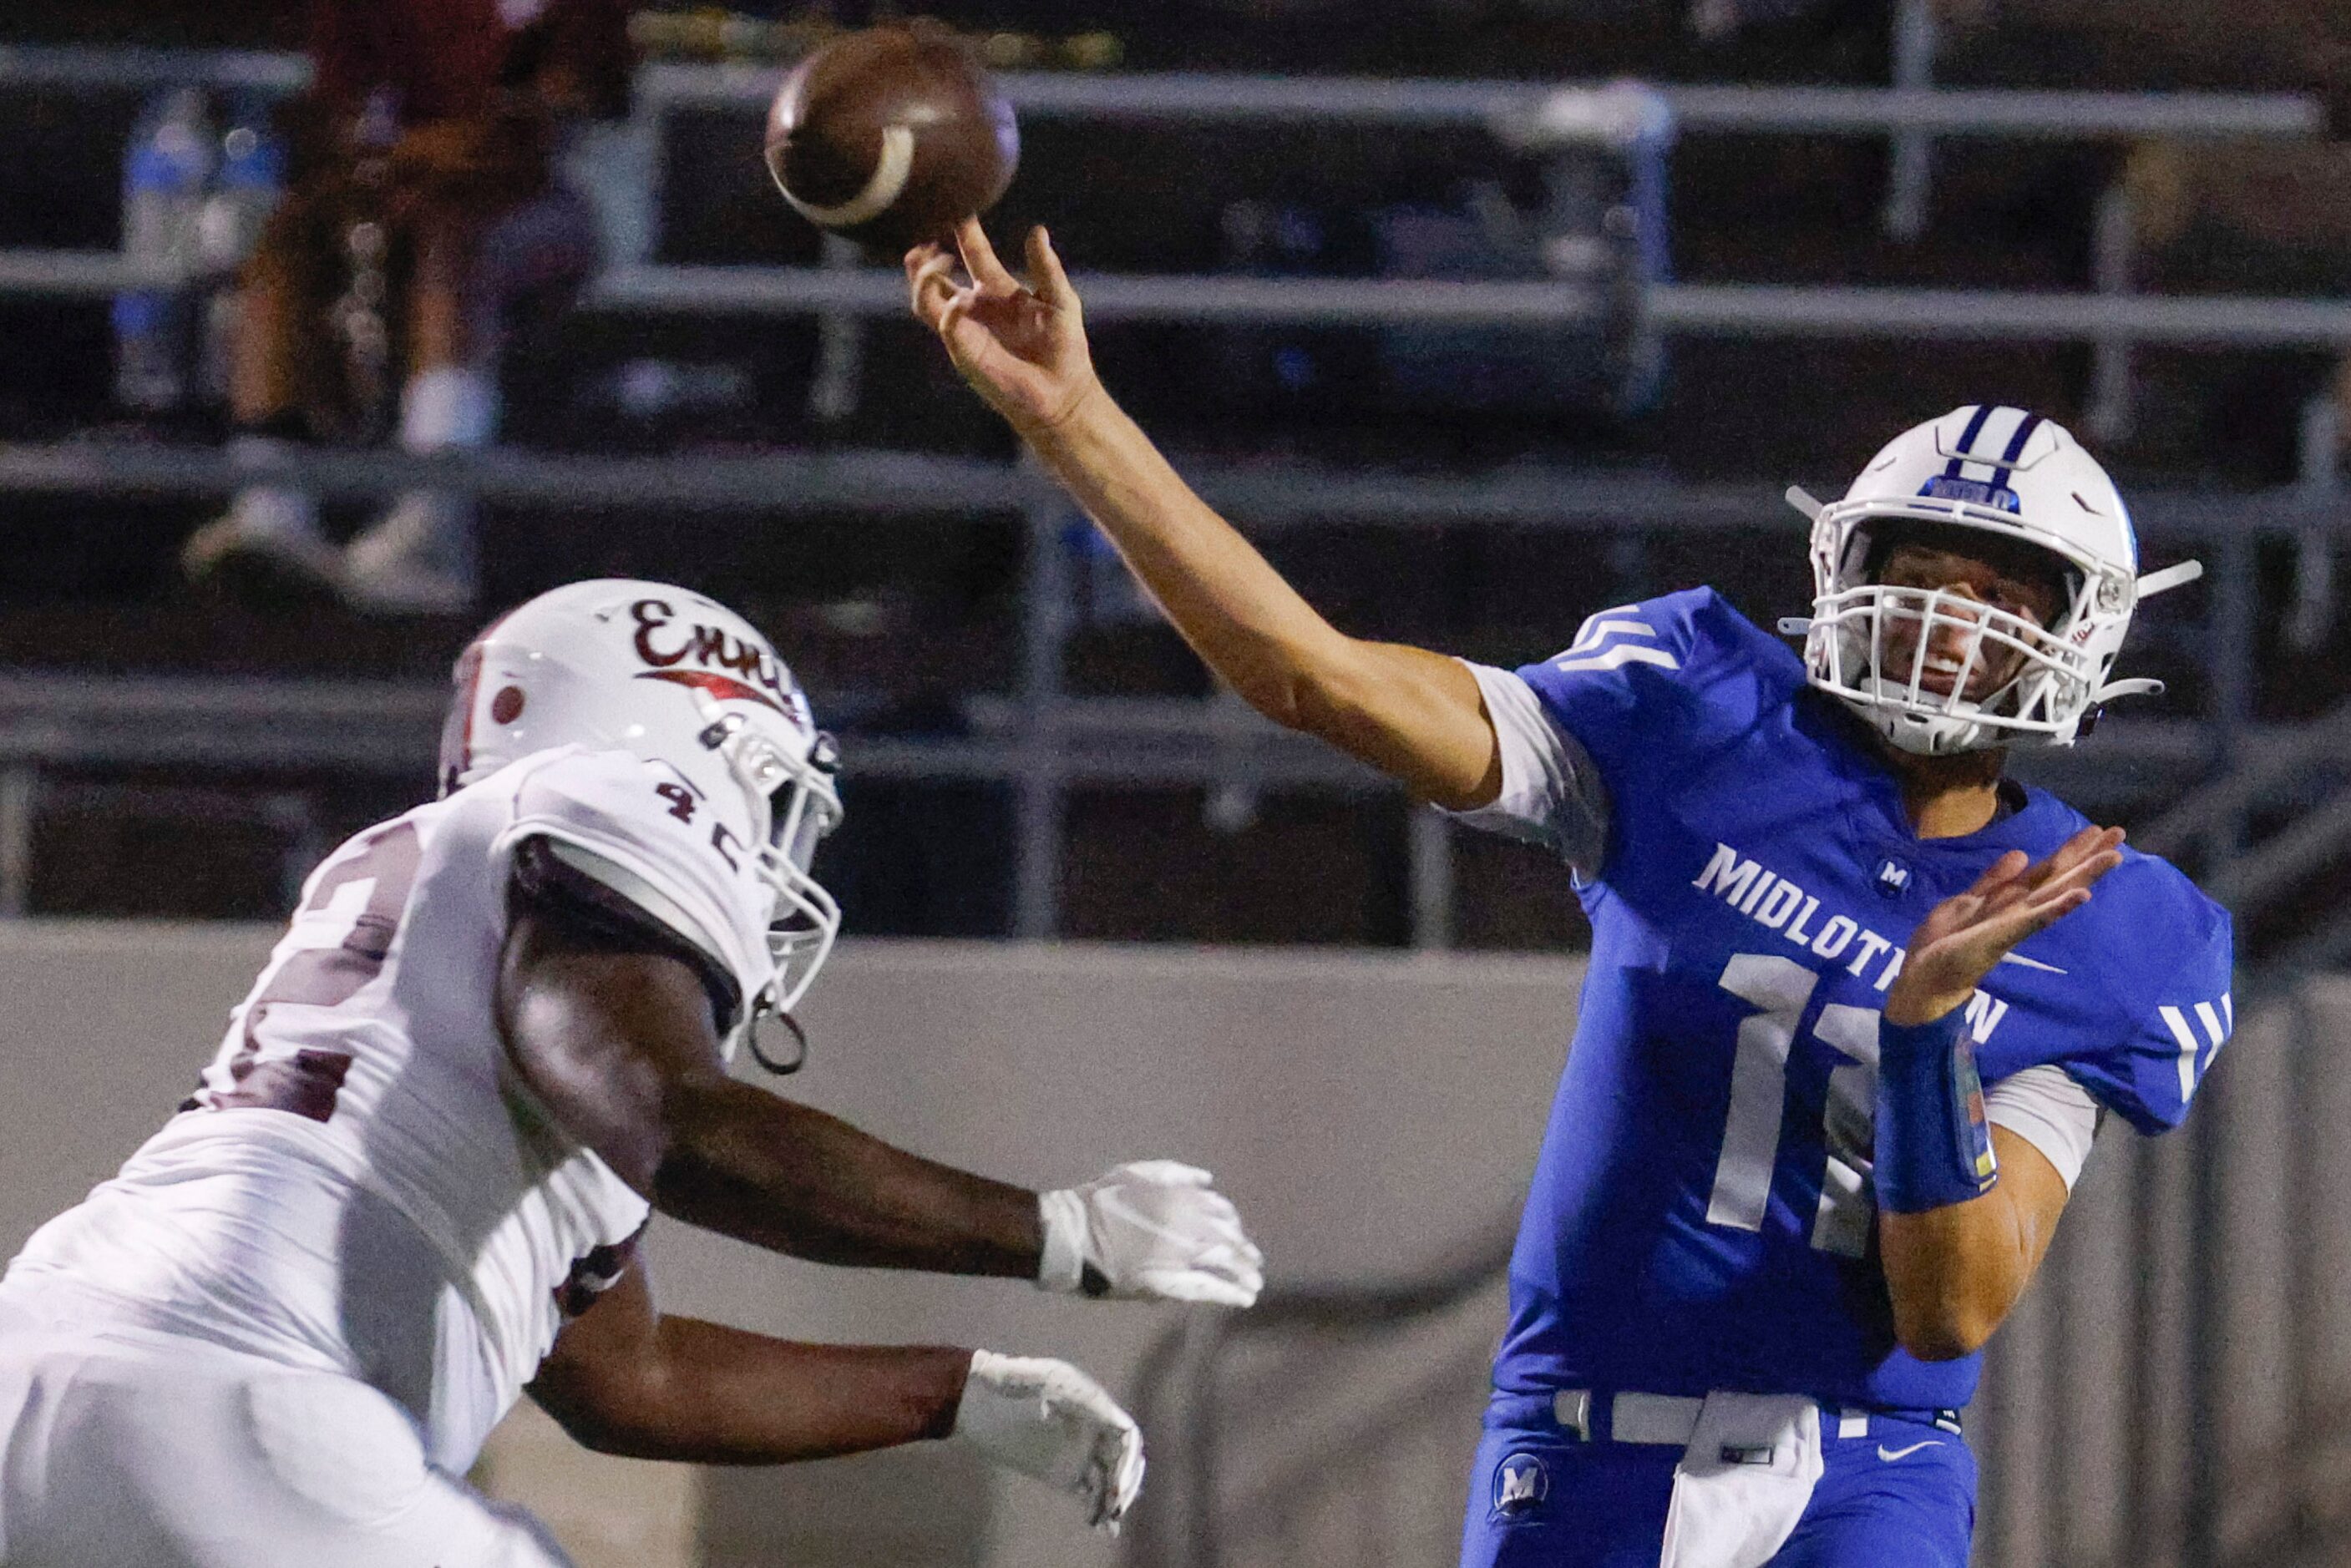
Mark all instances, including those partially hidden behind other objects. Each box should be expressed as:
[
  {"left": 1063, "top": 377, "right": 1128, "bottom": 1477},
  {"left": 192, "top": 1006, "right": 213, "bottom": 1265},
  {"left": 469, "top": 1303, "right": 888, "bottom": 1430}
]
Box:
[{"left": 1874, "top": 1009, "right": 1999, "bottom": 1213}]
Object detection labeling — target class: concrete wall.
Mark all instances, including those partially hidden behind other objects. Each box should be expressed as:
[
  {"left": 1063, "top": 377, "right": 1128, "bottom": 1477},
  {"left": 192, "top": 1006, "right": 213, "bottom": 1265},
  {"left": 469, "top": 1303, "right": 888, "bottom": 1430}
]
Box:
[
  {"left": 6, "top": 920, "right": 2333, "bottom": 1568},
  {"left": 0, "top": 922, "right": 1578, "bottom": 1568}
]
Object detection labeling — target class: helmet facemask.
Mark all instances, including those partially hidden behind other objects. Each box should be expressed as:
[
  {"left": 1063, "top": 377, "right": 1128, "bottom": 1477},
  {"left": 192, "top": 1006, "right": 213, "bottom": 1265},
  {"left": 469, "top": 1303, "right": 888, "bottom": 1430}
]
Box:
[
  {"left": 1809, "top": 516, "right": 2105, "bottom": 756},
  {"left": 696, "top": 700, "right": 844, "bottom": 1019}
]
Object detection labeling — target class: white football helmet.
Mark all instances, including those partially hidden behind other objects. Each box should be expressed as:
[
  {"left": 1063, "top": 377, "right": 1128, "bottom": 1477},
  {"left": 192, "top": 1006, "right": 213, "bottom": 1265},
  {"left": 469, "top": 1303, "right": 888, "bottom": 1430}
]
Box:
[
  {"left": 439, "top": 579, "right": 844, "bottom": 1019},
  {"left": 1784, "top": 404, "right": 2203, "bottom": 756}
]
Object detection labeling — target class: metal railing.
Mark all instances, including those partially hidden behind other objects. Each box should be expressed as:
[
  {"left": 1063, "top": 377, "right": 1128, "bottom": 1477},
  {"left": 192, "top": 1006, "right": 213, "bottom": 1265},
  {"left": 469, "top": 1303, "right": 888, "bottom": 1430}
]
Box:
[
  {"left": 0, "top": 434, "right": 2340, "bottom": 940},
  {"left": 0, "top": 44, "right": 2328, "bottom": 348},
  {"left": 0, "top": 42, "right": 2321, "bottom": 133},
  {"left": 0, "top": 43, "right": 2343, "bottom": 946}
]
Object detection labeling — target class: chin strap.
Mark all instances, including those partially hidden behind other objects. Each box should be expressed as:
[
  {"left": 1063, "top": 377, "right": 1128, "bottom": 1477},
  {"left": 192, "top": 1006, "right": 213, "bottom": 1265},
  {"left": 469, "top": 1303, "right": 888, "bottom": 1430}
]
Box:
[{"left": 745, "top": 1004, "right": 810, "bottom": 1075}]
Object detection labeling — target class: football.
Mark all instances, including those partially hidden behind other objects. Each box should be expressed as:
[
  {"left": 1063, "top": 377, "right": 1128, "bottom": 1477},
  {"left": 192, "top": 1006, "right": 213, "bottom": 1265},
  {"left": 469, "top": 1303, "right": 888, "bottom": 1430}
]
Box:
[{"left": 764, "top": 24, "right": 1020, "bottom": 255}]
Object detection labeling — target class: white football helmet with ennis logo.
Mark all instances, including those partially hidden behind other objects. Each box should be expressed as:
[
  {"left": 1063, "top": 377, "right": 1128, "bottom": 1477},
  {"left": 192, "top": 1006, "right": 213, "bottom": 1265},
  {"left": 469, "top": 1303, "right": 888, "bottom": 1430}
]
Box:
[
  {"left": 439, "top": 578, "right": 844, "bottom": 1015},
  {"left": 1784, "top": 405, "right": 2205, "bottom": 756}
]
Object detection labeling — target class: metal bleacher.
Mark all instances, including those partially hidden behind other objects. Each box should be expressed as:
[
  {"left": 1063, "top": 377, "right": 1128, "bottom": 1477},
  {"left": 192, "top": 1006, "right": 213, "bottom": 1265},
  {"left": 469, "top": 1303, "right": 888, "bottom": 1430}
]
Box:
[{"left": 0, "top": 25, "right": 2343, "bottom": 948}]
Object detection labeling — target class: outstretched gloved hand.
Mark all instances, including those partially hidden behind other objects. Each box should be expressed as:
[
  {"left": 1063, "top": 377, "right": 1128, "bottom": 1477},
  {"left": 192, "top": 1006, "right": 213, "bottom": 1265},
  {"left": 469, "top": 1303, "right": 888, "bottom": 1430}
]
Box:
[
  {"left": 1035, "top": 1160, "right": 1265, "bottom": 1306},
  {"left": 952, "top": 1350, "right": 1145, "bottom": 1533}
]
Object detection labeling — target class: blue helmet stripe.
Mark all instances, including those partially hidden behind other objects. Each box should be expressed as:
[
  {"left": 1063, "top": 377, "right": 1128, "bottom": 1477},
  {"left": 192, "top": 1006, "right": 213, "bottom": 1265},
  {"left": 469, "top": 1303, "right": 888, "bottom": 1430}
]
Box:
[
  {"left": 1987, "top": 410, "right": 2043, "bottom": 492},
  {"left": 1943, "top": 403, "right": 1994, "bottom": 479}
]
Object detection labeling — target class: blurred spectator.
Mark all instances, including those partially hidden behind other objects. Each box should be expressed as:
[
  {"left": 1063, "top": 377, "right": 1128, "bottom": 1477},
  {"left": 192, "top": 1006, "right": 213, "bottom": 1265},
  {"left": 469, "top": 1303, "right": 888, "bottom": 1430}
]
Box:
[{"left": 182, "top": 0, "right": 631, "bottom": 614}]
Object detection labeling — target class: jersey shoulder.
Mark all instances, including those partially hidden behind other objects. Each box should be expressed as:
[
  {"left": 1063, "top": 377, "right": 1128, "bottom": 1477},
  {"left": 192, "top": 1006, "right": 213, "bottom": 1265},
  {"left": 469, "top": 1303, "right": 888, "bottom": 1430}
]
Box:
[
  {"left": 1511, "top": 587, "right": 1806, "bottom": 798},
  {"left": 2019, "top": 788, "right": 2229, "bottom": 971},
  {"left": 487, "top": 746, "right": 773, "bottom": 1008},
  {"left": 1523, "top": 587, "right": 1794, "bottom": 679},
  {"left": 2014, "top": 797, "right": 2233, "bottom": 1135}
]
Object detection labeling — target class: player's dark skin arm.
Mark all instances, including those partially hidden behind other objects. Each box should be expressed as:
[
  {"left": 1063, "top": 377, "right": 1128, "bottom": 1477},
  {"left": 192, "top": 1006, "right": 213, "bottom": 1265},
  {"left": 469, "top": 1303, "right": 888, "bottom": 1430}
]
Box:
[
  {"left": 494, "top": 901, "right": 1044, "bottom": 1277},
  {"left": 1877, "top": 826, "right": 2123, "bottom": 1359},
  {"left": 529, "top": 1258, "right": 971, "bottom": 1464}
]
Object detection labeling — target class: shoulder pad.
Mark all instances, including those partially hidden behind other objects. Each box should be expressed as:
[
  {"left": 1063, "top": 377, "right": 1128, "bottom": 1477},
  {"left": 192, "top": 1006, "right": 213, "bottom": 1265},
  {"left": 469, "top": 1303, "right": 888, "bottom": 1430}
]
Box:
[{"left": 494, "top": 747, "right": 771, "bottom": 1009}]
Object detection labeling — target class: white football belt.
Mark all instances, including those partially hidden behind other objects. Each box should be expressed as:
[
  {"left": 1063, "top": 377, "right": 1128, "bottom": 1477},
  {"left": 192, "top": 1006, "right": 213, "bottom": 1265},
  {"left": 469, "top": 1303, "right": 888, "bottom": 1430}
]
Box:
[{"left": 1548, "top": 1390, "right": 1839, "bottom": 1568}]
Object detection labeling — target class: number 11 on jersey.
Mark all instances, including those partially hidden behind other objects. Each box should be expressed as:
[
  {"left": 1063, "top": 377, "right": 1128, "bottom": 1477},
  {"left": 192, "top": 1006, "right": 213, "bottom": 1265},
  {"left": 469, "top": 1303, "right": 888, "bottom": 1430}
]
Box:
[{"left": 1705, "top": 953, "right": 1883, "bottom": 1258}]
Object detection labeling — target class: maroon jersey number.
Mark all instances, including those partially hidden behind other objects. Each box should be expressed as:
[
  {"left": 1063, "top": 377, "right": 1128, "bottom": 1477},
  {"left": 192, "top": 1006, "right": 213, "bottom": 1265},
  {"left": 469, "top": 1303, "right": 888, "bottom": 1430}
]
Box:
[{"left": 188, "top": 822, "right": 423, "bottom": 1123}]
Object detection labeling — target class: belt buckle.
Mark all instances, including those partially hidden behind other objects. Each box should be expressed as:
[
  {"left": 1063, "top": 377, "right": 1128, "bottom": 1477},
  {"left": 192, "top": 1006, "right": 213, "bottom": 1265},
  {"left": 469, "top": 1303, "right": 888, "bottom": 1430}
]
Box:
[{"left": 1553, "top": 1388, "right": 1593, "bottom": 1442}]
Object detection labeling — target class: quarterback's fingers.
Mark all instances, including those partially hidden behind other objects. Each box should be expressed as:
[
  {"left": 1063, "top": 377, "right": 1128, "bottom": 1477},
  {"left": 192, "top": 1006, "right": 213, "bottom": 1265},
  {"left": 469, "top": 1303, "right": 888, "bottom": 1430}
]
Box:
[
  {"left": 904, "top": 240, "right": 951, "bottom": 286},
  {"left": 2026, "top": 850, "right": 2123, "bottom": 913},
  {"left": 2027, "top": 836, "right": 2123, "bottom": 898},
  {"left": 955, "top": 216, "right": 1023, "bottom": 297},
  {"left": 2022, "top": 825, "right": 2123, "bottom": 891},
  {"left": 1958, "top": 848, "right": 2029, "bottom": 899},
  {"left": 1962, "top": 885, "right": 2095, "bottom": 963},
  {"left": 1029, "top": 225, "right": 1082, "bottom": 314},
  {"left": 935, "top": 291, "right": 985, "bottom": 359},
  {"left": 1984, "top": 842, "right": 2120, "bottom": 924},
  {"left": 906, "top": 241, "right": 958, "bottom": 283},
  {"left": 907, "top": 252, "right": 962, "bottom": 329}
]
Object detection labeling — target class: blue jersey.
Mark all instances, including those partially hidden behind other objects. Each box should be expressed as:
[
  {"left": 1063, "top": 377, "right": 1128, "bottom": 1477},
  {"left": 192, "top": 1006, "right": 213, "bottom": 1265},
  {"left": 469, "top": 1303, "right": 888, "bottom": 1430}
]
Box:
[{"left": 1491, "top": 588, "right": 2233, "bottom": 1413}]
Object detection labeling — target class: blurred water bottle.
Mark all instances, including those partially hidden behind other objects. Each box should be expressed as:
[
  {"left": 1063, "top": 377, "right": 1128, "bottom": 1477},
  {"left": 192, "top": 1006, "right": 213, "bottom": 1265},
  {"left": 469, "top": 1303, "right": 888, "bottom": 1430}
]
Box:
[
  {"left": 196, "top": 93, "right": 286, "bottom": 405},
  {"left": 199, "top": 94, "right": 284, "bottom": 274},
  {"left": 114, "top": 88, "right": 215, "bottom": 415}
]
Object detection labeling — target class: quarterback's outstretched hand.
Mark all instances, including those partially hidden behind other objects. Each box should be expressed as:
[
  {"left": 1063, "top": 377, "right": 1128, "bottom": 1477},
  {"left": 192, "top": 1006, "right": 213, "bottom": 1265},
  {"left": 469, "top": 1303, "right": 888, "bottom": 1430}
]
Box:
[
  {"left": 1036, "top": 1160, "right": 1265, "bottom": 1307},
  {"left": 1885, "top": 825, "right": 2124, "bottom": 1027},
  {"left": 906, "top": 219, "right": 1101, "bottom": 437},
  {"left": 952, "top": 1351, "right": 1145, "bottom": 1533}
]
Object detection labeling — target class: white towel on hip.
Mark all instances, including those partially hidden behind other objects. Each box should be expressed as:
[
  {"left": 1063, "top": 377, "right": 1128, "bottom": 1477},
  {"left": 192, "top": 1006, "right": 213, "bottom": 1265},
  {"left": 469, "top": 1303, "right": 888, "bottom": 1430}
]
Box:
[{"left": 1658, "top": 1393, "right": 1825, "bottom": 1568}]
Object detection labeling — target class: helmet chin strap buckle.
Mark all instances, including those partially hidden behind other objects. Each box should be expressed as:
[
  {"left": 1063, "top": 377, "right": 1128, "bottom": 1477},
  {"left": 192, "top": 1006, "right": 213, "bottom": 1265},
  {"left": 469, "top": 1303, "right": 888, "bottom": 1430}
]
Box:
[
  {"left": 1776, "top": 616, "right": 1813, "bottom": 636},
  {"left": 1786, "top": 486, "right": 1826, "bottom": 522}
]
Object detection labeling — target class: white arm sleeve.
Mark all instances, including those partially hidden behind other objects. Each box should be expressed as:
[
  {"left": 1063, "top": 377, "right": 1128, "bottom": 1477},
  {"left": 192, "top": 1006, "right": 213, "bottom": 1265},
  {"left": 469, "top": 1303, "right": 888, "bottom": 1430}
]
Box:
[
  {"left": 1442, "top": 661, "right": 1611, "bottom": 877},
  {"left": 1984, "top": 1063, "right": 2102, "bottom": 1191}
]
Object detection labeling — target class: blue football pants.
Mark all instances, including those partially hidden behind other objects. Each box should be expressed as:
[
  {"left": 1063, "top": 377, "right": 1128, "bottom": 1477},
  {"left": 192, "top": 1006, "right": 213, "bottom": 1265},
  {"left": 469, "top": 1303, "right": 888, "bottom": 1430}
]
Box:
[{"left": 1460, "top": 1393, "right": 1976, "bottom": 1568}]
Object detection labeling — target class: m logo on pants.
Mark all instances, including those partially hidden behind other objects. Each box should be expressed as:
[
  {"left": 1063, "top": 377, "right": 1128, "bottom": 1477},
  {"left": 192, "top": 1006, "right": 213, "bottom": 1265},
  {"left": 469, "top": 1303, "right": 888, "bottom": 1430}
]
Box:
[{"left": 1493, "top": 1452, "right": 1549, "bottom": 1516}]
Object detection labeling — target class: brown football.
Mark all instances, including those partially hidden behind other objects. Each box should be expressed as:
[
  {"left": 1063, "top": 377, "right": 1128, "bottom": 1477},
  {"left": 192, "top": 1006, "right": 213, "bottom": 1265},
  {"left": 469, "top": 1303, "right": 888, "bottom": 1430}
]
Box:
[{"left": 764, "top": 25, "right": 1019, "bottom": 255}]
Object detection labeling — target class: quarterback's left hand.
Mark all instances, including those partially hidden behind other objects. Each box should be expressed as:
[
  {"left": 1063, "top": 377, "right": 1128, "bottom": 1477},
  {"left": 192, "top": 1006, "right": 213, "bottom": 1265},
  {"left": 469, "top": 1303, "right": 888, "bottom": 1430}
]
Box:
[
  {"left": 1885, "top": 824, "right": 2124, "bottom": 1027},
  {"left": 1036, "top": 1161, "right": 1264, "bottom": 1306}
]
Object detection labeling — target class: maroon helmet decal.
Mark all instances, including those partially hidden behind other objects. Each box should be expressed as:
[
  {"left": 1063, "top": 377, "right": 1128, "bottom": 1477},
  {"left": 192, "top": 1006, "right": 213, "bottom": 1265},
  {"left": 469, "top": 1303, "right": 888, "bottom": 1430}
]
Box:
[
  {"left": 635, "top": 668, "right": 788, "bottom": 712},
  {"left": 629, "top": 598, "right": 796, "bottom": 711}
]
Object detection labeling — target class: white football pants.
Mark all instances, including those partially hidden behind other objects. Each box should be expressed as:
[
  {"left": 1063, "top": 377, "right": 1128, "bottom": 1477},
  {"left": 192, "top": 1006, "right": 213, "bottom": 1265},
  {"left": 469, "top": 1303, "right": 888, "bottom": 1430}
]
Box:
[{"left": 0, "top": 1322, "right": 573, "bottom": 1567}]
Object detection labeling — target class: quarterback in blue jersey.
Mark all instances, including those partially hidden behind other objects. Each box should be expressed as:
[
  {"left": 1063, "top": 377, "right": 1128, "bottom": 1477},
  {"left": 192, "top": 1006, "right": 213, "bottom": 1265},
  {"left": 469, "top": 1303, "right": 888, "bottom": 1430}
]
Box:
[{"left": 910, "top": 223, "right": 2233, "bottom": 1568}]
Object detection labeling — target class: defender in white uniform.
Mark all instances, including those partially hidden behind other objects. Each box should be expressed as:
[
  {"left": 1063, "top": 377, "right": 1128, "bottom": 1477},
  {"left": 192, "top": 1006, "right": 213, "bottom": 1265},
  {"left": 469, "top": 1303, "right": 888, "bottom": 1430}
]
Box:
[{"left": 0, "top": 579, "right": 1264, "bottom": 1566}]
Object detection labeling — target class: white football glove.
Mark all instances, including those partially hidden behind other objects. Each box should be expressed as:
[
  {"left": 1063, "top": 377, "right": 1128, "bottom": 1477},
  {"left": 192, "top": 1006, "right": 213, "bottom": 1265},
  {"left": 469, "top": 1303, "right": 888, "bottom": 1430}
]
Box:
[
  {"left": 1036, "top": 1160, "right": 1265, "bottom": 1306},
  {"left": 952, "top": 1350, "right": 1146, "bottom": 1534}
]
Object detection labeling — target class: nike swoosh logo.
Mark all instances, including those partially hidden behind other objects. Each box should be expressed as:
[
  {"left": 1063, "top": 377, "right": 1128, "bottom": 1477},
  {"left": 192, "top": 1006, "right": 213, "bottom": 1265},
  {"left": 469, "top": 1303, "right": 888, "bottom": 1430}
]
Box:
[
  {"left": 1999, "top": 953, "right": 2067, "bottom": 974},
  {"left": 1877, "top": 1440, "right": 1943, "bottom": 1461}
]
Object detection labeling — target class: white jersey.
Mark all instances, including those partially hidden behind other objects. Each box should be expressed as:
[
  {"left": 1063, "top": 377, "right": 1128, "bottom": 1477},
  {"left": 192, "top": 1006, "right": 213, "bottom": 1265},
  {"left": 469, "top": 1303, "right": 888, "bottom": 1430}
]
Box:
[{"left": 0, "top": 745, "right": 774, "bottom": 1473}]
